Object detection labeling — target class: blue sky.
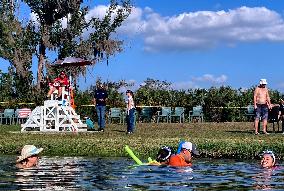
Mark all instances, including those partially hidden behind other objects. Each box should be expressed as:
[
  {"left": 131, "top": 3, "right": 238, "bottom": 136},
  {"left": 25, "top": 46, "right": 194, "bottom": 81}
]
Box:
[{"left": 1, "top": 0, "right": 284, "bottom": 92}]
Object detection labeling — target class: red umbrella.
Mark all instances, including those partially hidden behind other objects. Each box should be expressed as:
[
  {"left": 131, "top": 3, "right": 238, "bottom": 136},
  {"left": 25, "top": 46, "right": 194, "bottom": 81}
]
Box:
[{"left": 53, "top": 57, "right": 94, "bottom": 67}]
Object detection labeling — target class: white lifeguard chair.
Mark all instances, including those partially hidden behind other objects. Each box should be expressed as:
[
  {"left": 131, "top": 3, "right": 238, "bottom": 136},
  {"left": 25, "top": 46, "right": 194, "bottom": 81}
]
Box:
[{"left": 21, "top": 84, "right": 87, "bottom": 132}]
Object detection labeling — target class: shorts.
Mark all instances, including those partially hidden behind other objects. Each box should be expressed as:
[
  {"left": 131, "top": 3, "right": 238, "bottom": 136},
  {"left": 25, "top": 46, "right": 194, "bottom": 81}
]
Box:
[{"left": 255, "top": 104, "right": 268, "bottom": 120}]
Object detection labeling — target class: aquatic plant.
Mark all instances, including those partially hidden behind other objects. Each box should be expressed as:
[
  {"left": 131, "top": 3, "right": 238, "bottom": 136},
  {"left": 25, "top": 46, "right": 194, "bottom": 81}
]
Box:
[{"left": 1, "top": 122, "right": 284, "bottom": 161}]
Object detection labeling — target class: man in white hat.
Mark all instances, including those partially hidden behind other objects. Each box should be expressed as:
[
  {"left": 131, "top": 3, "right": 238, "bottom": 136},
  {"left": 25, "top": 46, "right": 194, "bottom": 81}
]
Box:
[
  {"left": 16, "top": 145, "right": 43, "bottom": 168},
  {"left": 253, "top": 79, "right": 272, "bottom": 135},
  {"left": 168, "top": 141, "right": 199, "bottom": 167}
]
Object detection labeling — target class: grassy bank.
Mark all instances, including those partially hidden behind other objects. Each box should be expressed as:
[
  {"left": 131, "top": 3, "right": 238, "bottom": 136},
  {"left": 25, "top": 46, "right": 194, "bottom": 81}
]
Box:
[{"left": 1, "top": 122, "right": 284, "bottom": 160}]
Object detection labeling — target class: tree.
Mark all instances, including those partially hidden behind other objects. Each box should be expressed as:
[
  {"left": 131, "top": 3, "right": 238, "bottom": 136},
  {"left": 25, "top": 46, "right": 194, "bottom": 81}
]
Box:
[
  {"left": 0, "top": 0, "right": 37, "bottom": 83},
  {"left": 23, "top": 0, "right": 132, "bottom": 89}
]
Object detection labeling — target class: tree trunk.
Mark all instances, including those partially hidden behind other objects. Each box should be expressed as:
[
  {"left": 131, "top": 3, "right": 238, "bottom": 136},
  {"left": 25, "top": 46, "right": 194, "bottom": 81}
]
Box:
[
  {"left": 12, "top": 49, "right": 31, "bottom": 80},
  {"left": 37, "top": 40, "right": 46, "bottom": 89}
]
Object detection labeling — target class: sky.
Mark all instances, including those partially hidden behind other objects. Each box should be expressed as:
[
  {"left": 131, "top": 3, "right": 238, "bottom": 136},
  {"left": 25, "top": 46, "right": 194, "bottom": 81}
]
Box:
[{"left": 1, "top": 0, "right": 284, "bottom": 92}]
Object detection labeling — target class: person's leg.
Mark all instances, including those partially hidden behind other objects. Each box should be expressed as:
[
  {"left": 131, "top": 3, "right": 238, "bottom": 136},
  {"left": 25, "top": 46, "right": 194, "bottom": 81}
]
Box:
[
  {"left": 47, "top": 87, "right": 55, "bottom": 97},
  {"left": 262, "top": 105, "right": 269, "bottom": 134},
  {"left": 129, "top": 108, "right": 135, "bottom": 133},
  {"left": 263, "top": 119, "right": 268, "bottom": 134},
  {"left": 254, "top": 105, "right": 261, "bottom": 134},
  {"left": 58, "top": 87, "right": 62, "bottom": 98},
  {"left": 282, "top": 116, "right": 284, "bottom": 133},
  {"left": 96, "top": 106, "right": 101, "bottom": 129},
  {"left": 100, "top": 106, "right": 106, "bottom": 129},
  {"left": 126, "top": 113, "right": 130, "bottom": 132},
  {"left": 254, "top": 119, "right": 259, "bottom": 134}
]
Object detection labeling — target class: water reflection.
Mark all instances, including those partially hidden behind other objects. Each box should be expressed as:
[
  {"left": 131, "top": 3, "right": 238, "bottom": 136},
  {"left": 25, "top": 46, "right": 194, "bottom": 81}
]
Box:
[
  {"left": 253, "top": 167, "right": 284, "bottom": 190},
  {"left": 0, "top": 156, "right": 284, "bottom": 190}
]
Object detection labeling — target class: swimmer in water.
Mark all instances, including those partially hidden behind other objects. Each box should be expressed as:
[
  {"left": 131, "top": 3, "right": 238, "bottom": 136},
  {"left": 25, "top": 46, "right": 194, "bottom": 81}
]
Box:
[
  {"left": 155, "top": 146, "right": 173, "bottom": 165},
  {"left": 260, "top": 150, "right": 276, "bottom": 169},
  {"left": 16, "top": 145, "right": 43, "bottom": 168},
  {"left": 169, "top": 141, "right": 199, "bottom": 167}
]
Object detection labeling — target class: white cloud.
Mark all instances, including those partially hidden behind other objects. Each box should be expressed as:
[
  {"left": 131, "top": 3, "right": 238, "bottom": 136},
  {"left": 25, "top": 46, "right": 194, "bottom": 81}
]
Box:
[
  {"left": 192, "top": 74, "right": 228, "bottom": 84},
  {"left": 119, "top": 6, "right": 284, "bottom": 52},
  {"left": 85, "top": 5, "right": 109, "bottom": 21},
  {"left": 118, "top": 79, "right": 139, "bottom": 93},
  {"left": 169, "top": 74, "right": 228, "bottom": 90},
  {"left": 119, "top": 74, "right": 228, "bottom": 91},
  {"left": 171, "top": 81, "right": 199, "bottom": 90},
  {"left": 30, "top": 5, "right": 284, "bottom": 52}
]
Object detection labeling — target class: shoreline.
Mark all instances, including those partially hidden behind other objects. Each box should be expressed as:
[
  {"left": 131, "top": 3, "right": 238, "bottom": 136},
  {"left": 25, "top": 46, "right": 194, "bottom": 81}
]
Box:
[{"left": 1, "top": 122, "right": 284, "bottom": 160}]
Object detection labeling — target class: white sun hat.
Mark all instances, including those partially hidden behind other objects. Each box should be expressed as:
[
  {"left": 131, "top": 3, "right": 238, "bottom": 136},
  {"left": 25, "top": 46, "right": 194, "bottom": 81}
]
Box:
[
  {"left": 16, "top": 145, "right": 43, "bottom": 163},
  {"left": 259, "top": 79, "right": 268, "bottom": 85}
]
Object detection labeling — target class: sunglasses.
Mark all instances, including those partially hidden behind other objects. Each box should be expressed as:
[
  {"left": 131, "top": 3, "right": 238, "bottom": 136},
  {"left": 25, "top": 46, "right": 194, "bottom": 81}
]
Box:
[{"left": 29, "top": 154, "right": 39, "bottom": 158}]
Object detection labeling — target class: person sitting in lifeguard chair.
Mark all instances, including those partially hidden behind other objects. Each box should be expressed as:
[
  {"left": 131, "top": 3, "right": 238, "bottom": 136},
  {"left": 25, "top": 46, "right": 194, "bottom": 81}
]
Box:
[{"left": 47, "top": 71, "right": 69, "bottom": 100}]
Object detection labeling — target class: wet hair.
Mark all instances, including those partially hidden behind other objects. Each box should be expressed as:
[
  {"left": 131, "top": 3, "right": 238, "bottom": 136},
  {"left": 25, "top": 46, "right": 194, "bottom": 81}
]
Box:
[{"left": 156, "top": 146, "right": 172, "bottom": 162}]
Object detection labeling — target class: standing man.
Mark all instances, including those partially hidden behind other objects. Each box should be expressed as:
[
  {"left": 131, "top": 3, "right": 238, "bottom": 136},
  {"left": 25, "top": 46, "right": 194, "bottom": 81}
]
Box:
[
  {"left": 254, "top": 79, "right": 272, "bottom": 135},
  {"left": 93, "top": 84, "right": 108, "bottom": 132}
]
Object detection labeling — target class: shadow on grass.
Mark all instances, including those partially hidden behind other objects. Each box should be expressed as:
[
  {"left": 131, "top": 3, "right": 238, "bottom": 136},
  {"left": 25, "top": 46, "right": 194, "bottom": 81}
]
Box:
[
  {"left": 226, "top": 130, "right": 283, "bottom": 135},
  {"left": 225, "top": 130, "right": 254, "bottom": 134},
  {"left": 112, "top": 129, "right": 126, "bottom": 133}
]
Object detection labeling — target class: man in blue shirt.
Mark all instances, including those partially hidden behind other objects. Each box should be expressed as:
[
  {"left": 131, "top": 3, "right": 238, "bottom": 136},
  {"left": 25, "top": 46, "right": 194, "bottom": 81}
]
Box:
[{"left": 93, "top": 84, "right": 108, "bottom": 132}]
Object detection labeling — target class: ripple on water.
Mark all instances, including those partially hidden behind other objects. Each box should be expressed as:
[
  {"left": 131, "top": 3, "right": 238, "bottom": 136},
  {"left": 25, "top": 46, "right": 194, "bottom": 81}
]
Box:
[{"left": 0, "top": 156, "right": 284, "bottom": 190}]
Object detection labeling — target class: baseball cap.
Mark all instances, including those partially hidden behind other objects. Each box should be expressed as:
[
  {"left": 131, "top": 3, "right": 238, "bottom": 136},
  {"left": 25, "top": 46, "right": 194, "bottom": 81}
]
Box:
[{"left": 181, "top": 142, "right": 200, "bottom": 156}]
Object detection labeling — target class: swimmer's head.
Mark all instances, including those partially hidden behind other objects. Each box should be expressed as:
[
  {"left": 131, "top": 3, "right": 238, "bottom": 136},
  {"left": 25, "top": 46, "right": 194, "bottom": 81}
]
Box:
[
  {"left": 156, "top": 146, "right": 172, "bottom": 163},
  {"left": 261, "top": 150, "right": 276, "bottom": 168}
]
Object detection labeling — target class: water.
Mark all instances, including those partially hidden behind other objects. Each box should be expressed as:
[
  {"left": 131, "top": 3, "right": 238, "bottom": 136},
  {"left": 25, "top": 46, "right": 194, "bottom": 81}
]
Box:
[{"left": 0, "top": 156, "right": 284, "bottom": 190}]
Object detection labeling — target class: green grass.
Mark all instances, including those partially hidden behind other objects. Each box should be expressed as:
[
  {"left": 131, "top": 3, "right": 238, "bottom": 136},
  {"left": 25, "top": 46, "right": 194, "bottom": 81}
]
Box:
[{"left": 1, "top": 122, "right": 284, "bottom": 160}]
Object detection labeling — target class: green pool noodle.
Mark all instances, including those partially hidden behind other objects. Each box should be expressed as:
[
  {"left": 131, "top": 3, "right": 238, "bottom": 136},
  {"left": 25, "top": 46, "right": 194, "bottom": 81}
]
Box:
[{"left": 125, "top": 145, "right": 143, "bottom": 165}]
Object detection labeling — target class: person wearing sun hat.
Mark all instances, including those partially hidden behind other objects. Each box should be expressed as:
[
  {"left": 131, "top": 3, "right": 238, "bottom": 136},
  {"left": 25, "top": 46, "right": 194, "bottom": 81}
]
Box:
[
  {"left": 169, "top": 141, "right": 199, "bottom": 167},
  {"left": 16, "top": 145, "right": 43, "bottom": 168},
  {"left": 254, "top": 78, "right": 272, "bottom": 135}
]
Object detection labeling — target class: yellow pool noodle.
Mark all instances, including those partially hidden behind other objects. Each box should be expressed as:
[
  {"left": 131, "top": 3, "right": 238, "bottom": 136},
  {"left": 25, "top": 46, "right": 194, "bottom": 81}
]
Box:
[{"left": 124, "top": 145, "right": 143, "bottom": 165}]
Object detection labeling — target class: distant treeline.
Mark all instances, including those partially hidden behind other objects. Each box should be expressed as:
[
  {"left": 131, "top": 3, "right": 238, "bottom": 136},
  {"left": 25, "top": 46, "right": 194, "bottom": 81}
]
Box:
[
  {"left": 0, "top": 73, "right": 282, "bottom": 122},
  {"left": 75, "top": 78, "right": 283, "bottom": 122}
]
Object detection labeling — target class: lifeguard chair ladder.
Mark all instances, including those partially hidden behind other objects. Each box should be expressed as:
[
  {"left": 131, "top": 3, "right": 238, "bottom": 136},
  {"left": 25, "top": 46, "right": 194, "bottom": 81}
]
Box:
[{"left": 21, "top": 87, "right": 87, "bottom": 132}]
